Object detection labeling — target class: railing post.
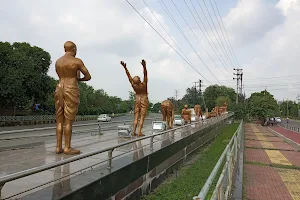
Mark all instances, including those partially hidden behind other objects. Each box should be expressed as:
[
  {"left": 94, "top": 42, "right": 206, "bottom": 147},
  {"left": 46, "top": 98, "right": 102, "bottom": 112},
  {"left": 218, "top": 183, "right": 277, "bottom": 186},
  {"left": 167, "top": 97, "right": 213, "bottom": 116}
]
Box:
[
  {"left": 98, "top": 123, "right": 102, "bottom": 135},
  {"left": 150, "top": 136, "right": 154, "bottom": 151},
  {"left": 0, "top": 183, "right": 4, "bottom": 200},
  {"left": 226, "top": 147, "right": 231, "bottom": 193},
  {"left": 107, "top": 149, "right": 114, "bottom": 169}
]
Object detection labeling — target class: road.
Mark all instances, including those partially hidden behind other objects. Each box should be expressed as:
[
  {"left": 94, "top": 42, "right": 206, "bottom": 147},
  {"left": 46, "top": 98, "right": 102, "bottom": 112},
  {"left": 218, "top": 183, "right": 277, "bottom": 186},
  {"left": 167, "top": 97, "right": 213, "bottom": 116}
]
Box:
[
  {"left": 0, "top": 114, "right": 132, "bottom": 132},
  {"left": 0, "top": 113, "right": 161, "bottom": 151}
]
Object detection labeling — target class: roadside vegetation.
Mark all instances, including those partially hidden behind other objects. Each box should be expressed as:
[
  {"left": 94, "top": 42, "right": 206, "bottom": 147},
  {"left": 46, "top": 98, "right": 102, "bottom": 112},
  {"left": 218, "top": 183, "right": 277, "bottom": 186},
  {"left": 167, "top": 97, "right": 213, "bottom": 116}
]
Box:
[{"left": 142, "top": 123, "right": 239, "bottom": 200}]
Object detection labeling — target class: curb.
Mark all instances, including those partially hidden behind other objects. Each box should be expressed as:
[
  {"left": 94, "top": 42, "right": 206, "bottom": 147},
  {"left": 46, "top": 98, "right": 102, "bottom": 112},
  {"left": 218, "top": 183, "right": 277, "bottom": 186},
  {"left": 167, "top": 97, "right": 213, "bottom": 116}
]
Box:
[{"left": 268, "top": 127, "right": 300, "bottom": 151}]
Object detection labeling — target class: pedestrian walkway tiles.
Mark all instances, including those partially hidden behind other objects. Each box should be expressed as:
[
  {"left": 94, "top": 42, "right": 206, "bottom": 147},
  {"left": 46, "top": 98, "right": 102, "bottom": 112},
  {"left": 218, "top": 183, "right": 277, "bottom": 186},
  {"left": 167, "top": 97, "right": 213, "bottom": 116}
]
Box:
[{"left": 244, "top": 124, "right": 300, "bottom": 200}]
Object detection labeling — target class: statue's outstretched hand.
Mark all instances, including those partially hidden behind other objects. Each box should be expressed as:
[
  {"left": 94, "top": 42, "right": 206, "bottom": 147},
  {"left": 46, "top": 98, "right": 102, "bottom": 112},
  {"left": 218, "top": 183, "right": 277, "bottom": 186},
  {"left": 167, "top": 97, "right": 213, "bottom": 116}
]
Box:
[
  {"left": 140, "top": 59, "right": 146, "bottom": 67},
  {"left": 120, "top": 61, "right": 126, "bottom": 68}
]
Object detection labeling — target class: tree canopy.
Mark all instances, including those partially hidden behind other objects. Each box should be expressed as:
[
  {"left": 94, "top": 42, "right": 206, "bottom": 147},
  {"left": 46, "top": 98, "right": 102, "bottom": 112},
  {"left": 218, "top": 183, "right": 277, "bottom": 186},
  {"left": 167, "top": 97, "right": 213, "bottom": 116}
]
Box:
[
  {"left": 0, "top": 42, "right": 143, "bottom": 116},
  {"left": 0, "top": 42, "right": 52, "bottom": 109}
]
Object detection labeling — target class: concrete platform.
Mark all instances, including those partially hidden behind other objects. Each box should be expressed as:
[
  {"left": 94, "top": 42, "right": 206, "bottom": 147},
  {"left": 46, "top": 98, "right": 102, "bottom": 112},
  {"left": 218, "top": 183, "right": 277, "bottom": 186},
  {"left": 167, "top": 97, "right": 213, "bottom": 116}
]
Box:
[{"left": 0, "top": 122, "right": 189, "bottom": 199}]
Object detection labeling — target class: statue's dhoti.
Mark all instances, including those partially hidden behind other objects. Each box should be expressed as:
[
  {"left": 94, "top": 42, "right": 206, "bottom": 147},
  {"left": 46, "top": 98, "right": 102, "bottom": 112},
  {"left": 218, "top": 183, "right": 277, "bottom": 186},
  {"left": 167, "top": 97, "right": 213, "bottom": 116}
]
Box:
[
  {"left": 54, "top": 83, "right": 80, "bottom": 121},
  {"left": 134, "top": 94, "right": 148, "bottom": 116},
  {"left": 182, "top": 115, "right": 190, "bottom": 123}
]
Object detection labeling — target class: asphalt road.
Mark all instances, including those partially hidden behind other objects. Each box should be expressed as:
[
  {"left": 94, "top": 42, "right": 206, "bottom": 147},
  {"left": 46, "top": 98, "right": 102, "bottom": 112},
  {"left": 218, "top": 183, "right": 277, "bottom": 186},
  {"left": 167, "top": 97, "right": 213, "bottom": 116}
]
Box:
[
  {"left": 0, "top": 114, "right": 133, "bottom": 132},
  {"left": 0, "top": 113, "right": 163, "bottom": 131},
  {"left": 0, "top": 113, "right": 161, "bottom": 151}
]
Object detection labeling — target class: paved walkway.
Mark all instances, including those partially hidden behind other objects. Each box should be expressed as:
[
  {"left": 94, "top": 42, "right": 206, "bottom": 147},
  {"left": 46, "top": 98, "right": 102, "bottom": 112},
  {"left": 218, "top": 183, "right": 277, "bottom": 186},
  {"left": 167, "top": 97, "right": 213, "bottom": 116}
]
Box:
[{"left": 243, "top": 124, "right": 300, "bottom": 200}]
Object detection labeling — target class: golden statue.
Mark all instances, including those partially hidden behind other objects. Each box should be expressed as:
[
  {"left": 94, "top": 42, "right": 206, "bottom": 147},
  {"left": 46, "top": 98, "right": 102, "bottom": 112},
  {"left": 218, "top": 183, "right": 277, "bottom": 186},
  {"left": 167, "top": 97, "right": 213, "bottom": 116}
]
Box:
[
  {"left": 161, "top": 99, "right": 174, "bottom": 129},
  {"left": 121, "top": 59, "right": 148, "bottom": 136},
  {"left": 54, "top": 41, "right": 91, "bottom": 155},
  {"left": 223, "top": 101, "right": 228, "bottom": 112},
  {"left": 194, "top": 104, "right": 202, "bottom": 118},
  {"left": 181, "top": 105, "right": 191, "bottom": 124}
]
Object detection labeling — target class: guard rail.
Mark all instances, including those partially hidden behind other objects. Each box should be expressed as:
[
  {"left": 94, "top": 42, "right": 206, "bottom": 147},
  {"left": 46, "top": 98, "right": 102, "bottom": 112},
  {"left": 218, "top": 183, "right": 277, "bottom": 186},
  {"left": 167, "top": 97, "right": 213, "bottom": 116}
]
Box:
[
  {"left": 193, "top": 119, "right": 243, "bottom": 200},
  {"left": 0, "top": 114, "right": 232, "bottom": 199}
]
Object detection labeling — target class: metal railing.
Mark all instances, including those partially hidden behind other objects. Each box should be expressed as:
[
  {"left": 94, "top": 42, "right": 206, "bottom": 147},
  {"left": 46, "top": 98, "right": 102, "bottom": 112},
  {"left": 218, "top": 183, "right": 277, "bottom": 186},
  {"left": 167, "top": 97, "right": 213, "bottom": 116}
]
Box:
[
  {"left": 193, "top": 120, "right": 243, "bottom": 200},
  {"left": 0, "top": 114, "right": 232, "bottom": 199},
  {"left": 279, "top": 122, "right": 300, "bottom": 133}
]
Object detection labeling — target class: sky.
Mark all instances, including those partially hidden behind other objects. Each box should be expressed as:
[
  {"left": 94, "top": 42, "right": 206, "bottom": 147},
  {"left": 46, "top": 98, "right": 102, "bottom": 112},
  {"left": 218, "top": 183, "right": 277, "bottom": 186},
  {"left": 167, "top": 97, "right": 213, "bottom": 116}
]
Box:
[{"left": 0, "top": 0, "right": 299, "bottom": 103}]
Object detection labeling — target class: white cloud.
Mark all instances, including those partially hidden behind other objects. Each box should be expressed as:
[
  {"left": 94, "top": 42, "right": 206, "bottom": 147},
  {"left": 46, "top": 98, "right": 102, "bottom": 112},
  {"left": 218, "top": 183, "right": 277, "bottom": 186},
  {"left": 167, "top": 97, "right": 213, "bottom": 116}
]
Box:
[
  {"left": 1, "top": 0, "right": 300, "bottom": 103},
  {"left": 223, "top": 0, "right": 300, "bottom": 101}
]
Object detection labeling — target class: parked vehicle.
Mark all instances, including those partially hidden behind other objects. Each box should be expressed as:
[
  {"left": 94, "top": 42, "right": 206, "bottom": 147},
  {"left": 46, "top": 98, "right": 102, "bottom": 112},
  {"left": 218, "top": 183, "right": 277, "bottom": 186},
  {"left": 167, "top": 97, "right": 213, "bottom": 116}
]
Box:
[
  {"left": 275, "top": 117, "right": 281, "bottom": 123},
  {"left": 174, "top": 115, "right": 184, "bottom": 126},
  {"left": 97, "top": 114, "right": 112, "bottom": 122}
]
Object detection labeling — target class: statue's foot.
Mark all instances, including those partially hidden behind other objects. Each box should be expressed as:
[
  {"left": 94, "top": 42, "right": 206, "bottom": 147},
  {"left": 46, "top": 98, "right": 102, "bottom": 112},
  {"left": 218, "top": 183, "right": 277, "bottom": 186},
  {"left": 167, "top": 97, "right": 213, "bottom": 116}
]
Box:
[
  {"left": 137, "top": 133, "right": 145, "bottom": 137},
  {"left": 64, "top": 148, "right": 80, "bottom": 155},
  {"left": 56, "top": 148, "right": 64, "bottom": 154},
  {"left": 132, "top": 132, "right": 137, "bottom": 136}
]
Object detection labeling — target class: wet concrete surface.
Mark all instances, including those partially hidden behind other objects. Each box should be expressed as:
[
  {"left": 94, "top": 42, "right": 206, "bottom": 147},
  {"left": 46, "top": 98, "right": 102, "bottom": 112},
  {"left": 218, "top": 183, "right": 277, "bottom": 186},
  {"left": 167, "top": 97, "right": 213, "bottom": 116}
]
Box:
[
  {"left": 0, "top": 114, "right": 160, "bottom": 140},
  {"left": 0, "top": 123, "right": 189, "bottom": 199},
  {"left": 0, "top": 114, "right": 138, "bottom": 132}
]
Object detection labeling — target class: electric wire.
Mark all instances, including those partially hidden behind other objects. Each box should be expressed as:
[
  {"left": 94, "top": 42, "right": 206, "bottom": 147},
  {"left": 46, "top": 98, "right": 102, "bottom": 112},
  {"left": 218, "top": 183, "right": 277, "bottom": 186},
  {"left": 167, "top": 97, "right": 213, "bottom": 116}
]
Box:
[
  {"left": 187, "top": 0, "right": 231, "bottom": 72},
  {"left": 202, "top": 0, "right": 236, "bottom": 68},
  {"left": 170, "top": 0, "right": 231, "bottom": 77},
  {"left": 124, "top": 0, "right": 212, "bottom": 84},
  {"left": 209, "top": 0, "right": 239, "bottom": 69},
  {"left": 195, "top": 0, "right": 233, "bottom": 69},
  {"left": 158, "top": 0, "right": 221, "bottom": 83},
  {"left": 212, "top": 0, "right": 242, "bottom": 68}
]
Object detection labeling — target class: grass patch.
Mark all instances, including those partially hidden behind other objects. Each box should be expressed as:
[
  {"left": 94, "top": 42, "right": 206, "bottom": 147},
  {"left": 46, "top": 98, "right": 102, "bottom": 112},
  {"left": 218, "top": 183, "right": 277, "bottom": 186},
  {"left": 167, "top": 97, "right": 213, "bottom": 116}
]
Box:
[{"left": 142, "top": 123, "right": 239, "bottom": 200}]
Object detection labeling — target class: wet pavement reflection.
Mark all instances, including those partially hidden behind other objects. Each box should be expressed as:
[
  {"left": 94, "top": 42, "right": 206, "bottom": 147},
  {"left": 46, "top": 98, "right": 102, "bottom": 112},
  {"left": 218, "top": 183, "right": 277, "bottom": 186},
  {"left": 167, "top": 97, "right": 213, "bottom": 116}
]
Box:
[{"left": 0, "top": 117, "right": 225, "bottom": 199}]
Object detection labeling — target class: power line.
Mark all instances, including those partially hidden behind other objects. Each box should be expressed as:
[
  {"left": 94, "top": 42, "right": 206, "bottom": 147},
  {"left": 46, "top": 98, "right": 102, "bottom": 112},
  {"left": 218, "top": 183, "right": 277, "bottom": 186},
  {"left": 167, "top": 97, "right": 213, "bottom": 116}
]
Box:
[
  {"left": 143, "top": 0, "right": 192, "bottom": 66},
  {"left": 212, "top": 0, "right": 242, "bottom": 69},
  {"left": 124, "top": 0, "right": 211, "bottom": 84},
  {"left": 209, "top": 0, "right": 239, "bottom": 69},
  {"left": 219, "top": 74, "right": 300, "bottom": 82},
  {"left": 170, "top": 0, "right": 230, "bottom": 77},
  {"left": 202, "top": 0, "right": 236, "bottom": 68},
  {"left": 187, "top": 0, "right": 231, "bottom": 72},
  {"left": 159, "top": 0, "right": 221, "bottom": 83},
  {"left": 195, "top": 0, "right": 233, "bottom": 69}
]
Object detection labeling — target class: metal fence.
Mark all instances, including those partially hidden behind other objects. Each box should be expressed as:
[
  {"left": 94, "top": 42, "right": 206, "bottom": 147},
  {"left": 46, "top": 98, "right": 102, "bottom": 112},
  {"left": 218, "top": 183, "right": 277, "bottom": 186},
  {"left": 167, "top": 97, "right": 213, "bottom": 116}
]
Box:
[
  {"left": 0, "top": 114, "right": 232, "bottom": 199},
  {"left": 193, "top": 120, "right": 243, "bottom": 200},
  {"left": 279, "top": 122, "right": 300, "bottom": 133}
]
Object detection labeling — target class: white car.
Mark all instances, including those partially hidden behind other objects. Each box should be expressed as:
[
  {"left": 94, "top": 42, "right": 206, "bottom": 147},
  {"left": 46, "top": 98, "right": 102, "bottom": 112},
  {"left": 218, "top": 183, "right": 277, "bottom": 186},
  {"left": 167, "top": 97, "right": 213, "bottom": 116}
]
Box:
[
  {"left": 97, "top": 114, "right": 111, "bottom": 122},
  {"left": 191, "top": 114, "right": 197, "bottom": 122},
  {"left": 275, "top": 117, "right": 282, "bottom": 123},
  {"left": 174, "top": 115, "right": 184, "bottom": 126}
]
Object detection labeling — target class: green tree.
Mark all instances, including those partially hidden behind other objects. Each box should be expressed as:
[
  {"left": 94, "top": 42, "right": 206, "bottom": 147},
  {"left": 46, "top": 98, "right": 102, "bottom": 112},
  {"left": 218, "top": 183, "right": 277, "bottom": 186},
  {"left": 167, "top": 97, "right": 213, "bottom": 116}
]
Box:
[
  {"left": 247, "top": 90, "right": 279, "bottom": 119},
  {"left": 215, "top": 96, "right": 231, "bottom": 107},
  {"left": 203, "top": 85, "right": 236, "bottom": 111},
  {"left": 0, "top": 42, "right": 52, "bottom": 109},
  {"left": 152, "top": 102, "right": 161, "bottom": 113}
]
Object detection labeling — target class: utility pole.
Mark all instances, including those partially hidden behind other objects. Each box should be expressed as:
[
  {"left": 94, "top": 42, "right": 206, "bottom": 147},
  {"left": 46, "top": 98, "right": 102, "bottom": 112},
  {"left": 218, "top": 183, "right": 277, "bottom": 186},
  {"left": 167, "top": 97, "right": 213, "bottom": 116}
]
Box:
[
  {"left": 174, "top": 90, "right": 179, "bottom": 101},
  {"left": 297, "top": 94, "right": 300, "bottom": 117},
  {"left": 174, "top": 89, "right": 179, "bottom": 113},
  {"left": 287, "top": 98, "right": 289, "bottom": 117},
  {"left": 233, "top": 68, "right": 243, "bottom": 104},
  {"left": 193, "top": 81, "right": 199, "bottom": 105},
  {"left": 199, "top": 80, "right": 202, "bottom": 92},
  {"left": 240, "top": 72, "right": 243, "bottom": 95}
]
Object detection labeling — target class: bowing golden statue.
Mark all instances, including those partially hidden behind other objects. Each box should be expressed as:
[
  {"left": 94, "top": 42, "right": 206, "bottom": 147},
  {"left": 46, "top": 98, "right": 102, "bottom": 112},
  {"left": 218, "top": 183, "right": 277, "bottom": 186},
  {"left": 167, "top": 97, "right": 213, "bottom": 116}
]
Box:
[
  {"left": 121, "top": 59, "right": 148, "bottom": 136},
  {"left": 181, "top": 105, "right": 191, "bottom": 124},
  {"left": 194, "top": 104, "right": 202, "bottom": 118},
  {"left": 161, "top": 99, "right": 174, "bottom": 129},
  {"left": 54, "top": 41, "right": 91, "bottom": 155}
]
